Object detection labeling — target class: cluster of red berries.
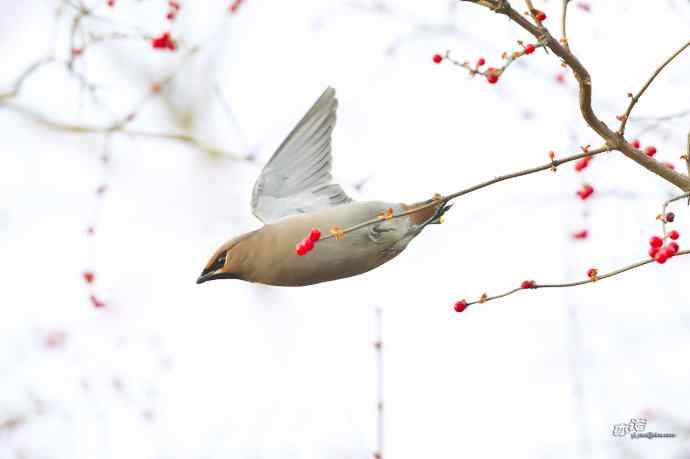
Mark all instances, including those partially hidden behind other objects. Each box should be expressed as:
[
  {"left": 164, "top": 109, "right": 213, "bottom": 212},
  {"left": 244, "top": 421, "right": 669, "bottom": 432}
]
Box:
[
  {"left": 152, "top": 32, "right": 177, "bottom": 51},
  {"left": 648, "top": 229, "right": 680, "bottom": 264},
  {"left": 574, "top": 156, "right": 592, "bottom": 172},
  {"left": 576, "top": 184, "right": 594, "bottom": 200},
  {"left": 166, "top": 1, "right": 180, "bottom": 20},
  {"left": 520, "top": 280, "right": 536, "bottom": 289},
  {"left": 295, "top": 228, "right": 321, "bottom": 256}
]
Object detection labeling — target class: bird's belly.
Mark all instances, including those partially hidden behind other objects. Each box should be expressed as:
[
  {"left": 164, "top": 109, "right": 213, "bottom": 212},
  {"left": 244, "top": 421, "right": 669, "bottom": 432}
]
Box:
[{"left": 259, "top": 206, "right": 413, "bottom": 286}]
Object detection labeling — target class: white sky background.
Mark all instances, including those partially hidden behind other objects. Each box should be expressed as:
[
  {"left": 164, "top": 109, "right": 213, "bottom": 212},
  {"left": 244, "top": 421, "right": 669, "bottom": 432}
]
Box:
[{"left": 1, "top": 0, "right": 689, "bottom": 458}]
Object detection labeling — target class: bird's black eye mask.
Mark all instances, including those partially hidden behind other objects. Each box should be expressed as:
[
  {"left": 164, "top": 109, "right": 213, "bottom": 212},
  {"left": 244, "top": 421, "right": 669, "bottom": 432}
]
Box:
[{"left": 202, "top": 252, "right": 228, "bottom": 276}]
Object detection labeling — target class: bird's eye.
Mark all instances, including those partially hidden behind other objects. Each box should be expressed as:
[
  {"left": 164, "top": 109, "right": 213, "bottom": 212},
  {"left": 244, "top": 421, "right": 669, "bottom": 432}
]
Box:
[{"left": 217, "top": 255, "right": 226, "bottom": 265}]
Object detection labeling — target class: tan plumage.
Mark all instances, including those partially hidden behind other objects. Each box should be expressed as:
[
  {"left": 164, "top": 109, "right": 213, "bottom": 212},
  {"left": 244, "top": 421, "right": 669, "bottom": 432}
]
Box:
[{"left": 197, "top": 88, "right": 450, "bottom": 287}]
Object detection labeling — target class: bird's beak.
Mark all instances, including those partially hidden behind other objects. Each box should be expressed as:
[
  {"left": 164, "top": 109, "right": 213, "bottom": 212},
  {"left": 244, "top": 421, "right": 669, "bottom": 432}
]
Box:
[{"left": 196, "top": 269, "right": 241, "bottom": 284}]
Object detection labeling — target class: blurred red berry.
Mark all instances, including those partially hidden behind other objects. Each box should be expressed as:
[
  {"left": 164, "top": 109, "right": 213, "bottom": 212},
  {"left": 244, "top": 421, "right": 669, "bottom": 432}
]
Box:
[
  {"left": 534, "top": 10, "right": 547, "bottom": 21},
  {"left": 573, "top": 229, "right": 588, "bottom": 240},
  {"left": 83, "top": 271, "right": 95, "bottom": 284},
  {"left": 524, "top": 44, "right": 536, "bottom": 54},
  {"left": 649, "top": 236, "right": 663, "bottom": 248},
  {"left": 655, "top": 251, "right": 668, "bottom": 264},
  {"left": 229, "top": 0, "right": 243, "bottom": 13},
  {"left": 152, "top": 32, "right": 177, "bottom": 51},
  {"left": 574, "top": 157, "right": 591, "bottom": 172},
  {"left": 90, "top": 294, "right": 106, "bottom": 308},
  {"left": 520, "top": 280, "right": 536, "bottom": 289},
  {"left": 295, "top": 243, "right": 307, "bottom": 256},
  {"left": 631, "top": 139, "right": 641, "bottom": 149},
  {"left": 649, "top": 246, "right": 660, "bottom": 258},
  {"left": 432, "top": 54, "right": 443, "bottom": 64},
  {"left": 556, "top": 73, "right": 566, "bottom": 84},
  {"left": 107, "top": 0, "right": 115, "bottom": 6},
  {"left": 576, "top": 184, "right": 594, "bottom": 200},
  {"left": 667, "top": 241, "right": 679, "bottom": 255},
  {"left": 669, "top": 230, "right": 679, "bottom": 240},
  {"left": 486, "top": 68, "right": 499, "bottom": 84},
  {"left": 665, "top": 212, "right": 675, "bottom": 222},
  {"left": 309, "top": 228, "right": 321, "bottom": 241},
  {"left": 577, "top": 2, "right": 591, "bottom": 12},
  {"left": 454, "top": 300, "right": 468, "bottom": 313},
  {"left": 645, "top": 146, "right": 657, "bottom": 157},
  {"left": 476, "top": 57, "right": 486, "bottom": 66},
  {"left": 587, "top": 268, "right": 597, "bottom": 278},
  {"left": 302, "top": 238, "right": 314, "bottom": 251}
]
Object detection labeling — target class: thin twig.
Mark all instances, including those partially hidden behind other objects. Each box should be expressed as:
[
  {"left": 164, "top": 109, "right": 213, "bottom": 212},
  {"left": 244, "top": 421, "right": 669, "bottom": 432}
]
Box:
[
  {"left": 561, "top": 0, "right": 571, "bottom": 50},
  {"left": 316, "top": 146, "right": 611, "bottom": 242},
  {"left": 618, "top": 39, "right": 690, "bottom": 135},
  {"left": 1, "top": 103, "right": 253, "bottom": 161},
  {"left": 463, "top": 250, "right": 690, "bottom": 306}
]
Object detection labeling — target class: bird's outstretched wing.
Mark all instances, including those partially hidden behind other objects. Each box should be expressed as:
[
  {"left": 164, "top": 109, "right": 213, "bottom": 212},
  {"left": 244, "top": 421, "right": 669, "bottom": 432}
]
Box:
[{"left": 251, "top": 87, "right": 352, "bottom": 223}]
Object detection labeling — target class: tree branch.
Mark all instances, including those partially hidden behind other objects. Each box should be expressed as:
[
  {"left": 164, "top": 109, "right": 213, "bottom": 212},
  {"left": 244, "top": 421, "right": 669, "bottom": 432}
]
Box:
[
  {"left": 460, "top": 0, "right": 690, "bottom": 191},
  {"left": 316, "top": 145, "right": 611, "bottom": 243},
  {"left": 618, "top": 39, "right": 690, "bottom": 135},
  {"left": 462, "top": 250, "right": 690, "bottom": 307}
]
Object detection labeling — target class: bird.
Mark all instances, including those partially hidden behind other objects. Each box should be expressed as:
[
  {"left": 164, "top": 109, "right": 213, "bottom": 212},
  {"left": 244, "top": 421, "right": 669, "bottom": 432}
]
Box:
[{"left": 197, "top": 87, "right": 452, "bottom": 287}]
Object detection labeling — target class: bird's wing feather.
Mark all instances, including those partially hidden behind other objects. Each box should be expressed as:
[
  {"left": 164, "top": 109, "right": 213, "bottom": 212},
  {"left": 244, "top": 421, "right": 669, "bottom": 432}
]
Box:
[{"left": 251, "top": 87, "right": 352, "bottom": 223}]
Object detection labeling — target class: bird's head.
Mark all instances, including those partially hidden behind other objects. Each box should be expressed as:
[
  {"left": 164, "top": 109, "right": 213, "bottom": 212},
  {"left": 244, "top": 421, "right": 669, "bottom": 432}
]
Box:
[{"left": 196, "top": 231, "right": 255, "bottom": 284}]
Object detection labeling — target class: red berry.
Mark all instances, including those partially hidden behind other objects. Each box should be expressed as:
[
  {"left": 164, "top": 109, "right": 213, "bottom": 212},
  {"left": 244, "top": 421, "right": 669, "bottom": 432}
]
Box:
[
  {"left": 524, "top": 44, "right": 536, "bottom": 54},
  {"left": 152, "top": 32, "right": 176, "bottom": 51},
  {"left": 295, "top": 243, "right": 307, "bottom": 256},
  {"left": 90, "top": 294, "right": 106, "bottom": 308},
  {"left": 555, "top": 73, "right": 566, "bottom": 84},
  {"left": 574, "top": 157, "right": 590, "bottom": 172},
  {"left": 476, "top": 57, "right": 486, "bottom": 66},
  {"left": 648, "top": 246, "right": 660, "bottom": 258},
  {"left": 485, "top": 68, "right": 499, "bottom": 84},
  {"left": 83, "top": 271, "right": 95, "bottom": 284},
  {"left": 631, "top": 139, "right": 641, "bottom": 149},
  {"left": 649, "top": 236, "right": 663, "bottom": 248},
  {"left": 107, "top": 0, "right": 115, "bottom": 6},
  {"left": 302, "top": 238, "right": 314, "bottom": 251},
  {"left": 520, "top": 280, "right": 536, "bottom": 289},
  {"left": 534, "top": 10, "right": 547, "bottom": 21},
  {"left": 166, "top": 12, "right": 175, "bottom": 20},
  {"left": 454, "top": 300, "right": 468, "bottom": 313},
  {"left": 587, "top": 268, "right": 597, "bottom": 278},
  {"left": 645, "top": 146, "right": 657, "bottom": 157},
  {"left": 432, "top": 54, "right": 443, "bottom": 64},
  {"left": 667, "top": 241, "right": 680, "bottom": 255},
  {"left": 655, "top": 251, "right": 668, "bottom": 264},
  {"left": 576, "top": 184, "right": 594, "bottom": 200},
  {"left": 309, "top": 228, "right": 321, "bottom": 241},
  {"left": 572, "top": 230, "right": 588, "bottom": 240},
  {"left": 665, "top": 212, "right": 675, "bottom": 222},
  {"left": 668, "top": 230, "right": 679, "bottom": 240}
]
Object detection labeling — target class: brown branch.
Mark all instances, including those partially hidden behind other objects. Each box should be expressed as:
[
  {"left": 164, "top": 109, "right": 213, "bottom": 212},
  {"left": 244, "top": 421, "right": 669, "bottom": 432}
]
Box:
[
  {"left": 316, "top": 145, "right": 611, "bottom": 243},
  {"left": 0, "top": 56, "right": 54, "bottom": 101},
  {"left": 463, "top": 250, "right": 690, "bottom": 307},
  {"left": 460, "top": 0, "right": 690, "bottom": 191},
  {"left": 618, "top": 39, "right": 690, "bottom": 135},
  {"left": 0, "top": 103, "right": 253, "bottom": 161}
]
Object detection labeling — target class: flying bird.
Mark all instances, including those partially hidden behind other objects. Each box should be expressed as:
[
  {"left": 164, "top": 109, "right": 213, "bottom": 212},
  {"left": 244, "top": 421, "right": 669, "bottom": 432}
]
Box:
[{"left": 197, "top": 87, "right": 451, "bottom": 286}]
